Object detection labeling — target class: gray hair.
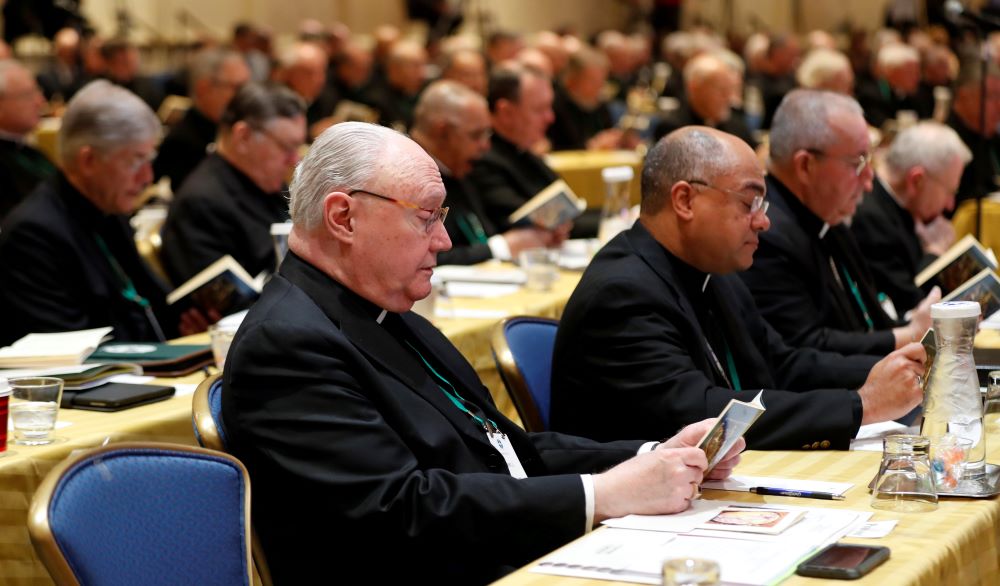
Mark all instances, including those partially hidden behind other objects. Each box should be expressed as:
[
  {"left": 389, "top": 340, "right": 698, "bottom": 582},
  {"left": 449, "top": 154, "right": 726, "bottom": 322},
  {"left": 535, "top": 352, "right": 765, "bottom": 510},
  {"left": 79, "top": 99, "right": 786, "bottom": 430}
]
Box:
[
  {"left": 769, "top": 89, "right": 864, "bottom": 165},
  {"left": 876, "top": 43, "right": 919, "bottom": 71},
  {"left": 289, "top": 122, "right": 397, "bottom": 230},
  {"left": 885, "top": 121, "right": 972, "bottom": 177},
  {"left": 796, "top": 49, "right": 851, "bottom": 89},
  {"left": 641, "top": 127, "right": 729, "bottom": 215},
  {"left": 188, "top": 47, "right": 245, "bottom": 88},
  {"left": 412, "top": 79, "right": 483, "bottom": 134},
  {"left": 59, "top": 80, "right": 160, "bottom": 164}
]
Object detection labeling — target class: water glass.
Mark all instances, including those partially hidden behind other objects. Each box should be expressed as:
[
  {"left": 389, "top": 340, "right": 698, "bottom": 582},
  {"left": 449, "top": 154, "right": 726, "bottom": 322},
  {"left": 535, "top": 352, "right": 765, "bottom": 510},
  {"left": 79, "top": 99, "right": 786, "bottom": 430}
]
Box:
[
  {"left": 871, "top": 434, "right": 937, "bottom": 512},
  {"left": 209, "top": 323, "right": 239, "bottom": 371},
  {"left": 519, "top": 248, "right": 560, "bottom": 292},
  {"left": 9, "top": 377, "right": 63, "bottom": 446},
  {"left": 662, "top": 558, "right": 720, "bottom": 586}
]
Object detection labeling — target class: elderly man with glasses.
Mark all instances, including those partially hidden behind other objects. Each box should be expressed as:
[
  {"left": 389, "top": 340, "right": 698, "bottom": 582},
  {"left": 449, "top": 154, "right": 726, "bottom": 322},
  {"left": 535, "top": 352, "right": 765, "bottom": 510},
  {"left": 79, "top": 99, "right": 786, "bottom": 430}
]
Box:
[
  {"left": 221, "top": 121, "right": 745, "bottom": 584},
  {"left": 550, "top": 125, "right": 926, "bottom": 451},
  {"left": 741, "top": 89, "right": 938, "bottom": 357},
  {"left": 160, "top": 82, "right": 306, "bottom": 285}
]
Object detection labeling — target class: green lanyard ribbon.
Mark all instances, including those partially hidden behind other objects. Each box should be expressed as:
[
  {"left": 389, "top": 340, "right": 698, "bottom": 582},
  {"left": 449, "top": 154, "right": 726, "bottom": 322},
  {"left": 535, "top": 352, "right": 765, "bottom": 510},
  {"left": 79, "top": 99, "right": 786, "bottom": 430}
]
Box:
[{"left": 405, "top": 340, "right": 498, "bottom": 433}]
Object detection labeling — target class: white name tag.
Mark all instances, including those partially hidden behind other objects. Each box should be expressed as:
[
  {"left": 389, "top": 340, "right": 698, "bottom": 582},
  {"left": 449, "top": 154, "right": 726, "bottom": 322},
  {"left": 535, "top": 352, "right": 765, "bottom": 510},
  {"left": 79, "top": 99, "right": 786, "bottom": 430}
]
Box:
[{"left": 487, "top": 431, "right": 527, "bottom": 479}]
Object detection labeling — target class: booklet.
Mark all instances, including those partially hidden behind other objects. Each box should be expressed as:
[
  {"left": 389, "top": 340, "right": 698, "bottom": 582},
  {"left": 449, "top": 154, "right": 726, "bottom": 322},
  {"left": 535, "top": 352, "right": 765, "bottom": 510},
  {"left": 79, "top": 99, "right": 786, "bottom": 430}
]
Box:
[
  {"left": 166, "top": 255, "right": 264, "bottom": 316},
  {"left": 941, "top": 268, "right": 1000, "bottom": 321},
  {"left": 0, "top": 327, "right": 113, "bottom": 368},
  {"left": 698, "top": 390, "right": 766, "bottom": 472},
  {"left": 508, "top": 179, "right": 587, "bottom": 230},
  {"left": 915, "top": 234, "right": 998, "bottom": 293},
  {"left": 697, "top": 506, "right": 805, "bottom": 535}
]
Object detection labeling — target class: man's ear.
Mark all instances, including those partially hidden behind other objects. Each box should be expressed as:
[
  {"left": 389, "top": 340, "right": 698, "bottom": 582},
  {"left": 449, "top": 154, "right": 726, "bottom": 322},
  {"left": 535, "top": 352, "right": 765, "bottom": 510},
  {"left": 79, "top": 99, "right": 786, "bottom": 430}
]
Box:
[
  {"left": 791, "top": 149, "right": 813, "bottom": 185},
  {"left": 73, "top": 145, "right": 97, "bottom": 176},
  {"left": 230, "top": 120, "right": 254, "bottom": 150},
  {"left": 322, "top": 191, "right": 355, "bottom": 242},
  {"left": 905, "top": 166, "right": 926, "bottom": 195},
  {"left": 671, "top": 181, "right": 697, "bottom": 221}
]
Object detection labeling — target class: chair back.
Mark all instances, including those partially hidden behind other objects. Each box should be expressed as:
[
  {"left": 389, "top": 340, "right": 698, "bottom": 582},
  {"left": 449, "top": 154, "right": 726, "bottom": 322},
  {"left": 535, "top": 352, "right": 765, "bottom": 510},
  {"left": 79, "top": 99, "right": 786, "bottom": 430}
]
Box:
[
  {"left": 28, "top": 442, "right": 252, "bottom": 586},
  {"left": 192, "top": 374, "right": 272, "bottom": 586},
  {"left": 491, "top": 316, "right": 559, "bottom": 432}
]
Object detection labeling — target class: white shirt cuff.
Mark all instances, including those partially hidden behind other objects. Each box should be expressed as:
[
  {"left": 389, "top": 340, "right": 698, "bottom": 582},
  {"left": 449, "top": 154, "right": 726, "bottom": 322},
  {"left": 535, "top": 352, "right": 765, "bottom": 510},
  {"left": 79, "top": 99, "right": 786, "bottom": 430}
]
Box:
[
  {"left": 581, "top": 474, "right": 595, "bottom": 533},
  {"left": 487, "top": 234, "right": 511, "bottom": 261},
  {"left": 639, "top": 441, "right": 659, "bottom": 453}
]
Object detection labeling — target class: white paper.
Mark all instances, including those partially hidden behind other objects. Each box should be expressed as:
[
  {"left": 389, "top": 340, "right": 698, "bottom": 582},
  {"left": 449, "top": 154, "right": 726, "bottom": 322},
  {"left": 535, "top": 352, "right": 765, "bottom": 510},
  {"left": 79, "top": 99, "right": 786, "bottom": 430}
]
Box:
[
  {"left": 702, "top": 475, "right": 853, "bottom": 496},
  {"left": 602, "top": 499, "right": 727, "bottom": 533},
  {"left": 851, "top": 422, "right": 919, "bottom": 452},
  {"left": 0, "top": 327, "right": 113, "bottom": 366},
  {"left": 443, "top": 281, "right": 521, "bottom": 298},
  {"left": 432, "top": 265, "right": 527, "bottom": 285},
  {"left": 173, "top": 383, "right": 199, "bottom": 397},
  {"left": 846, "top": 520, "right": 898, "bottom": 538}
]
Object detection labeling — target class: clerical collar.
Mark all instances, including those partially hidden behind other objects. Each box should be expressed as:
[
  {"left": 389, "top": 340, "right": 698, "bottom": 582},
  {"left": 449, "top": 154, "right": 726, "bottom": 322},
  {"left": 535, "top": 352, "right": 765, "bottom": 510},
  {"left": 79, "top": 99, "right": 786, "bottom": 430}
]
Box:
[
  {"left": 666, "top": 248, "right": 712, "bottom": 303},
  {"left": 376, "top": 309, "right": 387, "bottom": 324}
]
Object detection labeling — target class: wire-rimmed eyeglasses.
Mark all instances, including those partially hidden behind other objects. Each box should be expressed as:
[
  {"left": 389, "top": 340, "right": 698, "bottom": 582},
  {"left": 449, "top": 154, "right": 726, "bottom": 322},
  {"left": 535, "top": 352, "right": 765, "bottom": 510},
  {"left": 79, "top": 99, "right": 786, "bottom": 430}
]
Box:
[
  {"left": 688, "top": 180, "right": 769, "bottom": 217},
  {"left": 349, "top": 189, "right": 449, "bottom": 234},
  {"left": 806, "top": 149, "right": 873, "bottom": 177}
]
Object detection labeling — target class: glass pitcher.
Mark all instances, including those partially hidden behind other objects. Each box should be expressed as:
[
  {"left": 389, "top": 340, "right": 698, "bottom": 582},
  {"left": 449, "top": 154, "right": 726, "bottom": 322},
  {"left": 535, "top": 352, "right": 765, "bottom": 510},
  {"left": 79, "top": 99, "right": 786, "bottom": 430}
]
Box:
[{"left": 920, "top": 301, "right": 984, "bottom": 477}]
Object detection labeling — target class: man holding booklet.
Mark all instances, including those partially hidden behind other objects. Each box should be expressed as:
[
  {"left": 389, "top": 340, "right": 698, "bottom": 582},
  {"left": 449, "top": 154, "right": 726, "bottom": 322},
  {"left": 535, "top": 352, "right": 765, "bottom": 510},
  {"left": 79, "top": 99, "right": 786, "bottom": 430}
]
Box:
[
  {"left": 221, "top": 122, "right": 743, "bottom": 584},
  {"left": 552, "top": 126, "right": 927, "bottom": 450}
]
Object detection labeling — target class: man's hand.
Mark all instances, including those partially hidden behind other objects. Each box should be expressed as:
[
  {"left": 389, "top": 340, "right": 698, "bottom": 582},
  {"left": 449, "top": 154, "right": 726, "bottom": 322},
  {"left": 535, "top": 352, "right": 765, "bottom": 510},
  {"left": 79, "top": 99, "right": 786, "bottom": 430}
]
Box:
[
  {"left": 586, "top": 129, "right": 626, "bottom": 151},
  {"left": 859, "top": 342, "right": 926, "bottom": 425},
  {"left": 503, "top": 227, "right": 557, "bottom": 258},
  {"left": 592, "top": 447, "right": 707, "bottom": 523},
  {"left": 177, "top": 307, "right": 219, "bottom": 336},
  {"left": 915, "top": 216, "right": 956, "bottom": 257},
  {"left": 661, "top": 418, "right": 744, "bottom": 480},
  {"left": 893, "top": 286, "right": 940, "bottom": 348}
]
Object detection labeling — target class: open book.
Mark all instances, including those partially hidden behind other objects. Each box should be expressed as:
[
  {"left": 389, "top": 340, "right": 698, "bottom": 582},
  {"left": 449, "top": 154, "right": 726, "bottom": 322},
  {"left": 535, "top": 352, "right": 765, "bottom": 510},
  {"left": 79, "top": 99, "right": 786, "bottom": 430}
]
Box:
[
  {"left": 508, "top": 179, "right": 587, "bottom": 230},
  {"left": 166, "top": 255, "right": 264, "bottom": 317},
  {"left": 698, "top": 390, "right": 766, "bottom": 472},
  {"left": 0, "top": 327, "right": 113, "bottom": 368},
  {"left": 915, "top": 234, "right": 998, "bottom": 293},
  {"left": 941, "top": 268, "right": 1000, "bottom": 321}
]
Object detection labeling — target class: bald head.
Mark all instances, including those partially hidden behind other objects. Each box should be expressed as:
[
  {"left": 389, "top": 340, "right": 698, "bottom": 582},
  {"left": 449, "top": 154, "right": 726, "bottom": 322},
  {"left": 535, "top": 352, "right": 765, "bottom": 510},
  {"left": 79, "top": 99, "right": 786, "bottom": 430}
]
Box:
[
  {"left": 387, "top": 40, "right": 427, "bottom": 96},
  {"left": 684, "top": 53, "right": 738, "bottom": 123}
]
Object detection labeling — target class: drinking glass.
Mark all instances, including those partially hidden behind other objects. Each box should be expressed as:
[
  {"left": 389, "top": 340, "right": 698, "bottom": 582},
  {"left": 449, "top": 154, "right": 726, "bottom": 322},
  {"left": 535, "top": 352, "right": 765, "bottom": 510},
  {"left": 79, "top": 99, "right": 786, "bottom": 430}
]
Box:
[
  {"left": 871, "top": 434, "right": 937, "bottom": 512},
  {"left": 9, "top": 377, "right": 63, "bottom": 446},
  {"left": 662, "top": 558, "right": 720, "bottom": 586},
  {"left": 519, "top": 248, "right": 560, "bottom": 292}
]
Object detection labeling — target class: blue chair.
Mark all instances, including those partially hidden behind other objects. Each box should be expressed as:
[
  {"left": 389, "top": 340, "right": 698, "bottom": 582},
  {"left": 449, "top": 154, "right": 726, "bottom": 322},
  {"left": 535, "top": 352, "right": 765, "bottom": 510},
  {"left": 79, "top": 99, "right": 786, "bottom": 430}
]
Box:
[
  {"left": 490, "top": 316, "right": 559, "bottom": 432},
  {"left": 27, "top": 443, "right": 252, "bottom": 586},
  {"left": 192, "top": 374, "right": 272, "bottom": 586}
]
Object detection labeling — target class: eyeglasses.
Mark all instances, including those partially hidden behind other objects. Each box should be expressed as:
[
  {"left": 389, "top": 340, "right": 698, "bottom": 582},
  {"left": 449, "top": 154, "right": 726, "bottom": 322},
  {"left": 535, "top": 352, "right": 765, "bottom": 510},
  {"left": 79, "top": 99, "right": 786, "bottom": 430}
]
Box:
[
  {"left": 688, "top": 180, "right": 769, "bottom": 217},
  {"left": 254, "top": 126, "right": 301, "bottom": 157},
  {"left": 349, "top": 189, "right": 449, "bottom": 234},
  {"left": 806, "top": 149, "right": 873, "bottom": 177}
]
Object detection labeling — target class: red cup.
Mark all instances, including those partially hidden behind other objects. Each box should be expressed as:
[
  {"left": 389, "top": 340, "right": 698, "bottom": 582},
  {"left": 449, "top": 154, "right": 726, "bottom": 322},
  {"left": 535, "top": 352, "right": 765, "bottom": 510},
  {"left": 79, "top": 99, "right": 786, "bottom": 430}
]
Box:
[{"left": 0, "top": 388, "right": 9, "bottom": 453}]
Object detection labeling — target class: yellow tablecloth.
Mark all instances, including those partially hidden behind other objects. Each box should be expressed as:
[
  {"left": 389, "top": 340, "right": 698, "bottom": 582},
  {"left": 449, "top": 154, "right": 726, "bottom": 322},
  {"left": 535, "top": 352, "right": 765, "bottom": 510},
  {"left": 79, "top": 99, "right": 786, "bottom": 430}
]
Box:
[
  {"left": 492, "top": 446, "right": 1000, "bottom": 586},
  {"left": 545, "top": 150, "right": 643, "bottom": 210},
  {"left": 0, "top": 266, "right": 582, "bottom": 584}
]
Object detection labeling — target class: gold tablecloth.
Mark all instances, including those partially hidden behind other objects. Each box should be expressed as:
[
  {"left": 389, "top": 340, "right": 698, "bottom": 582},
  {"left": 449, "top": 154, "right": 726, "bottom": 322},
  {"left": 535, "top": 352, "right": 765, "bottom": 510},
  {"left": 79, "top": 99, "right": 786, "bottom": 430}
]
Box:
[
  {"left": 492, "top": 446, "right": 1000, "bottom": 586},
  {"left": 0, "top": 266, "right": 582, "bottom": 584},
  {"left": 545, "top": 150, "right": 643, "bottom": 209}
]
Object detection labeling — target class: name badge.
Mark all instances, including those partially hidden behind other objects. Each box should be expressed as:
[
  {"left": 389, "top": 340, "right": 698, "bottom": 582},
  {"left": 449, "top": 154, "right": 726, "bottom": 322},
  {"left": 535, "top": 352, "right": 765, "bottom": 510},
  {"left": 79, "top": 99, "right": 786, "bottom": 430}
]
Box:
[{"left": 487, "top": 430, "right": 527, "bottom": 479}]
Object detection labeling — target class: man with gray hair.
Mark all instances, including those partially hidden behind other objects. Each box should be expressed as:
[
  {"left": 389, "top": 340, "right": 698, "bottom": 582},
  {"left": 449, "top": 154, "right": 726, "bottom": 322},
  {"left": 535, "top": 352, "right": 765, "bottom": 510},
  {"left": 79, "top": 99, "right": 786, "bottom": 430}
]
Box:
[
  {"left": 153, "top": 47, "right": 250, "bottom": 190},
  {"left": 410, "top": 80, "right": 561, "bottom": 265},
  {"left": 795, "top": 48, "right": 854, "bottom": 95},
  {"left": 552, "top": 126, "right": 925, "bottom": 449},
  {"left": 855, "top": 43, "right": 932, "bottom": 129},
  {"left": 741, "top": 89, "right": 938, "bottom": 358},
  {"left": 160, "top": 82, "right": 306, "bottom": 285},
  {"left": 0, "top": 59, "right": 55, "bottom": 221},
  {"left": 221, "top": 121, "right": 742, "bottom": 584},
  {"left": 0, "top": 80, "right": 206, "bottom": 345},
  {"left": 852, "top": 122, "right": 971, "bottom": 314}
]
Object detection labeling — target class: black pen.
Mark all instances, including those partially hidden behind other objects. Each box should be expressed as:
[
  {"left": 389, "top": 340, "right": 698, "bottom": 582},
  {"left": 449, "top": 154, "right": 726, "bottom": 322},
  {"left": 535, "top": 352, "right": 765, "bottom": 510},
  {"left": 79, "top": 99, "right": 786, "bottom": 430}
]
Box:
[{"left": 749, "top": 486, "right": 846, "bottom": 500}]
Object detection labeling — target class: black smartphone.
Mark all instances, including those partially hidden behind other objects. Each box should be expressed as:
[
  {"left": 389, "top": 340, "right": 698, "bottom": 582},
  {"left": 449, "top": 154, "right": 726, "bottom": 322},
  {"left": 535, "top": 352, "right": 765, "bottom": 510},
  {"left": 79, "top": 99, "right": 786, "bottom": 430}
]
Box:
[{"left": 795, "top": 543, "right": 890, "bottom": 580}]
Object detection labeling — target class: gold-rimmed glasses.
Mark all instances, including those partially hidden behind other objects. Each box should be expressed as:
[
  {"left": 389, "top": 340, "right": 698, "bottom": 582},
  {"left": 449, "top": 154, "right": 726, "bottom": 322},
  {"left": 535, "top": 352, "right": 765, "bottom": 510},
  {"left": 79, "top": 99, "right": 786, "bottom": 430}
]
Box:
[
  {"left": 806, "top": 148, "right": 873, "bottom": 177},
  {"left": 348, "top": 189, "right": 450, "bottom": 234},
  {"left": 688, "top": 180, "right": 769, "bottom": 217}
]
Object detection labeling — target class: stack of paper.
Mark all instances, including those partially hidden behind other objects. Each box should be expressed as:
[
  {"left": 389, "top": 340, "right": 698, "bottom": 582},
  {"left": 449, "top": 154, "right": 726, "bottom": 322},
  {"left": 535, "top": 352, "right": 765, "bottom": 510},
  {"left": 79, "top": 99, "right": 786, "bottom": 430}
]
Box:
[{"left": 0, "top": 327, "right": 113, "bottom": 368}]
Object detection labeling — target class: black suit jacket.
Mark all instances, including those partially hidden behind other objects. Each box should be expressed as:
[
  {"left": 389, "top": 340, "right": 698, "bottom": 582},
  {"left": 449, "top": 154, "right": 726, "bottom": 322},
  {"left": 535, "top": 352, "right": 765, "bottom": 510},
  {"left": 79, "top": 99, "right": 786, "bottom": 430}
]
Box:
[
  {"left": 160, "top": 153, "right": 288, "bottom": 285},
  {"left": 850, "top": 178, "right": 933, "bottom": 314},
  {"left": 653, "top": 102, "right": 758, "bottom": 149},
  {"left": 948, "top": 111, "right": 1000, "bottom": 209},
  {"left": 439, "top": 171, "right": 498, "bottom": 265},
  {"left": 0, "top": 138, "right": 56, "bottom": 222},
  {"left": 221, "top": 252, "right": 643, "bottom": 584},
  {"left": 740, "top": 176, "right": 896, "bottom": 356},
  {"left": 466, "top": 133, "right": 599, "bottom": 237},
  {"left": 0, "top": 174, "right": 176, "bottom": 345},
  {"left": 547, "top": 83, "right": 613, "bottom": 151},
  {"left": 551, "top": 221, "right": 871, "bottom": 450},
  {"left": 855, "top": 78, "right": 934, "bottom": 129},
  {"left": 153, "top": 106, "right": 217, "bottom": 191}
]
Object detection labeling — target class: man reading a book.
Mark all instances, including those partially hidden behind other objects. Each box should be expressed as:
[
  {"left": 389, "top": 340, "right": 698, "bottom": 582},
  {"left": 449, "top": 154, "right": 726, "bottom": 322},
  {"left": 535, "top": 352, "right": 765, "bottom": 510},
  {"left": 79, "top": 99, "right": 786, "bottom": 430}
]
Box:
[
  {"left": 740, "top": 89, "right": 939, "bottom": 357},
  {"left": 221, "top": 121, "right": 742, "bottom": 584},
  {"left": 0, "top": 80, "right": 207, "bottom": 346},
  {"left": 551, "top": 126, "right": 927, "bottom": 450},
  {"left": 851, "top": 122, "right": 971, "bottom": 315},
  {"left": 411, "top": 80, "right": 567, "bottom": 265}
]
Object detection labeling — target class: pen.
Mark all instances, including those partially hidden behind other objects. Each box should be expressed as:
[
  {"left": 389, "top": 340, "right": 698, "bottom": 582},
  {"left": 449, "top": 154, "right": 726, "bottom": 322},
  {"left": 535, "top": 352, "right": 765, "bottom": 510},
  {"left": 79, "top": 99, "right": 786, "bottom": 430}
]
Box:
[{"left": 749, "top": 486, "right": 845, "bottom": 500}]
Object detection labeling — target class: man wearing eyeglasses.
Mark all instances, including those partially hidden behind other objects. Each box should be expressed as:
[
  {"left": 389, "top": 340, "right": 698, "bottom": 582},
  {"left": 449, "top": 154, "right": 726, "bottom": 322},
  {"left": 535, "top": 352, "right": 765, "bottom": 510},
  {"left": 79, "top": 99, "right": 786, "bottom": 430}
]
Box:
[
  {"left": 551, "top": 125, "right": 926, "bottom": 449},
  {"left": 221, "top": 121, "right": 743, "bottom": 584},
  {"left": 741, "top": 89, "right": 937, "bottom": 357},
  {"left": 851, "top": 122, "right": 971, "bottom": 316},
  {"left": 160, "top": 82, "right": 305, "bottom": 285},
  {"left": 153, "top": 48, "right": 250, "bottom": 191}
]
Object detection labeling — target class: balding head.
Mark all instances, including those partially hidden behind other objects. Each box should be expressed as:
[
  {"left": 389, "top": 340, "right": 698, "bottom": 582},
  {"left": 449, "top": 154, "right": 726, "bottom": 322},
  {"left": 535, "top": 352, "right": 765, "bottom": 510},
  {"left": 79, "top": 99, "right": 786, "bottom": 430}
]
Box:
[
  {"left": 411, "top": 80, "right": 492, "bottom": 176},
  {"left": 387, "top": 40, "right": 427, "bottom": 96},
  {"left": 278, "top": 42, "right": 328, "bottom": 102},
  {"left": 439, "top": 48, "right": 487, "bottom": 95},
  {"left": 684, "top": 53, "right": 738, "bottom": 123}
]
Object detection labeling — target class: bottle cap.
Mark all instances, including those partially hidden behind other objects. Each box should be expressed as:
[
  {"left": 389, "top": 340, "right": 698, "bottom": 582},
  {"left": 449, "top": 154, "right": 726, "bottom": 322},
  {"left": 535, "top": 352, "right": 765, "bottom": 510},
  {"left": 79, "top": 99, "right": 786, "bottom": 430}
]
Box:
[
  {"left": 601, "top": 166, "right": 634, "bottom": 184},
  {"left": 930, "top": 300, "right": 981, "bottom": 319}
]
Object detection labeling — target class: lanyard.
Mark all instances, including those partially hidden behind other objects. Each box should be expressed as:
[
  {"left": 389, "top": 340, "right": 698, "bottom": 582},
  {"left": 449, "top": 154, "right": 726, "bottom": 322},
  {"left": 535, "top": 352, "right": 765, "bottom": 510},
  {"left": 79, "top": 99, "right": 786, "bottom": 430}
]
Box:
[
  {"left": 456, "top": 213, "right": 488, "bottom": 244},
  {"left": 405, "top": 340, "right": 499, "bottom": 433},
  {"left": 93, "top": 233, "right": 167, "bottom": 341},
  {"left": 829, "top": 258, "right": 875, "bottom": 331}
]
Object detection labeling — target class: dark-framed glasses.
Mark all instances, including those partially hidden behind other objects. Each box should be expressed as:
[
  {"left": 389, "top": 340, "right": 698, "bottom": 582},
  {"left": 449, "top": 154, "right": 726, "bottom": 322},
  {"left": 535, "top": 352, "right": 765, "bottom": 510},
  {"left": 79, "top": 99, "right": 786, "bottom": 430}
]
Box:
[
  {"left": 688, "top": 180, "right": 769, "bottom": 217},
  {"left": 806, "top": 149, "right": 873, "bottom": 177},
  {"left": 349, "top": 189, "right": 449, "bottom": 234}
]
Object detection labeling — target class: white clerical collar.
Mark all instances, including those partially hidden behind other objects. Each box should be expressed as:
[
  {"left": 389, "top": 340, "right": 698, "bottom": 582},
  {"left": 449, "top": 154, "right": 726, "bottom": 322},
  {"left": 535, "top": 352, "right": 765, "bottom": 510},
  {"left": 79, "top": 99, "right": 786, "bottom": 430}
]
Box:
[
  {"left": 818, "top": 222, "right": 831, "bottom": 239},
  {"left": 702, "top": 274, "right": 712, "bottom": 293},
  {"left": 376, "top": 309, "right": 387, "bottom": 324}
]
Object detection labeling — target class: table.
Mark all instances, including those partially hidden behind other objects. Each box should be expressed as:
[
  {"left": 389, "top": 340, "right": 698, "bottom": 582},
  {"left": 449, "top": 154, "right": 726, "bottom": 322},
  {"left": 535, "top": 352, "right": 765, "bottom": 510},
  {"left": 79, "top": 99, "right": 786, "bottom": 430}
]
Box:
[
  {"left": 0, "top": 266, "right": 581, "bottom": 584},
  {"left": 545, "top": 150, "right": 643, "bottom": 210},
  {"left": 492, "top": 444, "right": 1000, "bottom": 586}
]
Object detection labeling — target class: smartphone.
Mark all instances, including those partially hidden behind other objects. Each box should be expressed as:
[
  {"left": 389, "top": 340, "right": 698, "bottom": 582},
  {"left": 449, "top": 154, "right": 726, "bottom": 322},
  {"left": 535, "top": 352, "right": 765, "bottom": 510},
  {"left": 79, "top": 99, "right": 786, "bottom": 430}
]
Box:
[{"left": 795, "top": 543, "right": 890, "bottom": 580}]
